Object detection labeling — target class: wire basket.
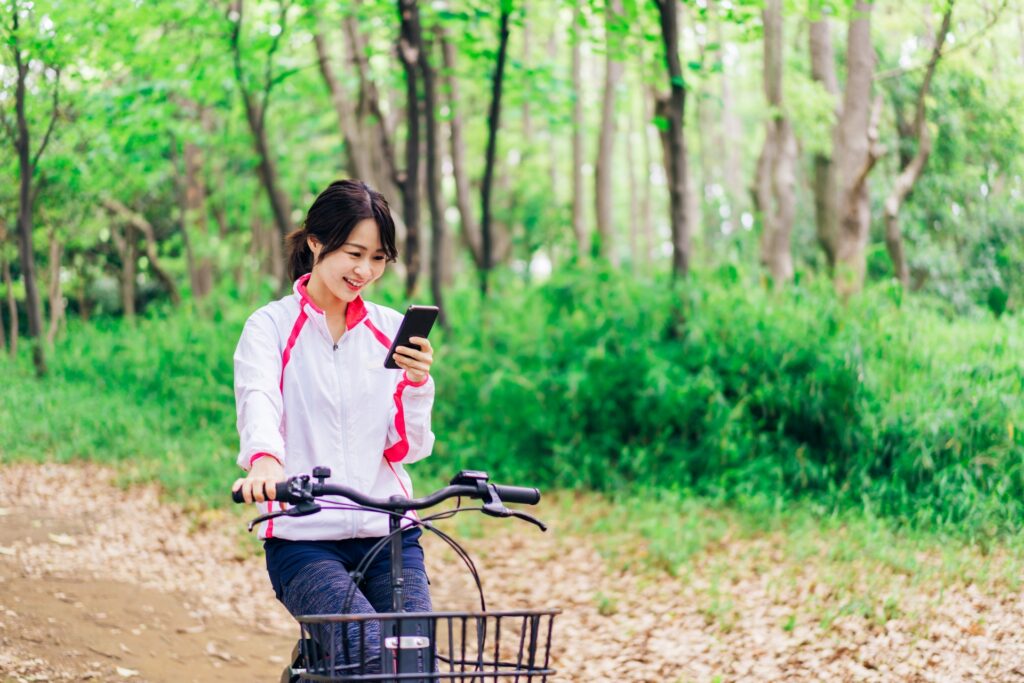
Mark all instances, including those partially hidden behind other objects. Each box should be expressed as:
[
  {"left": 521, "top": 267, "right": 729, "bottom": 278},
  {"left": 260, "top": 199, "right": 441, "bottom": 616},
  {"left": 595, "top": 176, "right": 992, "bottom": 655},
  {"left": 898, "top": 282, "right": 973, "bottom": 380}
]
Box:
[{"left": 292, "top": 610, "right": 559, "bottom": 681}]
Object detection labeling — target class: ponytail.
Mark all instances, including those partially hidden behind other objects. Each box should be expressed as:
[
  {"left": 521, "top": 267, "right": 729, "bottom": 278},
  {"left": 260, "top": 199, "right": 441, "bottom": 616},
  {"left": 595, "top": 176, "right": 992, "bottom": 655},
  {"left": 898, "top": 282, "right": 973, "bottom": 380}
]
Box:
[{"left": 286, "top": 227, "right": 313, "bottom": 282}]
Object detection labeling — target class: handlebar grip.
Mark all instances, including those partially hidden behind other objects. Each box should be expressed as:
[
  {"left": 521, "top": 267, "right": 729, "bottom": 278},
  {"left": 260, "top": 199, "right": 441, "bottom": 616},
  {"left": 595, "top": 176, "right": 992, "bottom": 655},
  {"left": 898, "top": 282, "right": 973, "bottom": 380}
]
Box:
[
  {"left": 492, "top": 485, "right": 541, "bottom": 505},
  {"left": 231, "top": 482, "right": 292, "bottom": 504}
]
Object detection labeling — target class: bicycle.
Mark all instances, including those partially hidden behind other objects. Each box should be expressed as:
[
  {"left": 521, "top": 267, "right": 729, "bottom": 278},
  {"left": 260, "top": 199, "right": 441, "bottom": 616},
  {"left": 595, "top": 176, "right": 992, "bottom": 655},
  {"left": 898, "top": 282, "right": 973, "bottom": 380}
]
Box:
[{"left": 233, "top": 467, "right": 560, "bottom": 682}]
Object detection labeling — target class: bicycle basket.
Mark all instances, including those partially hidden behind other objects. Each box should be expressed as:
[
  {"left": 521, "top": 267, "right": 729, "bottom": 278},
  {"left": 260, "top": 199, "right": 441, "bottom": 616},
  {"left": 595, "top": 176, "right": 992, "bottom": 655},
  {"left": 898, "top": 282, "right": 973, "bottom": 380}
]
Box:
[{"left": 292, "top": 609, "right": 559, "bottom": 681}]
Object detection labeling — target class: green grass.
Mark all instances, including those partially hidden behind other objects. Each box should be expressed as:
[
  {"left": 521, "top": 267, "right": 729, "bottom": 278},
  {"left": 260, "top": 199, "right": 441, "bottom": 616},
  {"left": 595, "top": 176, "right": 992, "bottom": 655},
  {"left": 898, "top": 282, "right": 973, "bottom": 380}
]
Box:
[{"left": 1, "top": 268, "right": 1022, "bottom": 541}]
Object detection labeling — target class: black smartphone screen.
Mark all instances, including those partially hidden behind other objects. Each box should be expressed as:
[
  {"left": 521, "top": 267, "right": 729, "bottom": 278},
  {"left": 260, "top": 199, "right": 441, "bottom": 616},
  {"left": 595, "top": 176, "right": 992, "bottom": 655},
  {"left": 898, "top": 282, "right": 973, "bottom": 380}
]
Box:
[{"left": 384, "top": 305, "right": 440, "bottom": 369}]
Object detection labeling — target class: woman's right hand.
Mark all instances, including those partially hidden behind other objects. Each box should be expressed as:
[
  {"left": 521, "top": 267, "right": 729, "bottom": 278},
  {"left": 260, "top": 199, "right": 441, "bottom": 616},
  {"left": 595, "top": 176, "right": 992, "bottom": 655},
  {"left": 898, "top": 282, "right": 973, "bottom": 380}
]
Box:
[{"left": 232, "top": 456, "right": 285, "bottom": 504}]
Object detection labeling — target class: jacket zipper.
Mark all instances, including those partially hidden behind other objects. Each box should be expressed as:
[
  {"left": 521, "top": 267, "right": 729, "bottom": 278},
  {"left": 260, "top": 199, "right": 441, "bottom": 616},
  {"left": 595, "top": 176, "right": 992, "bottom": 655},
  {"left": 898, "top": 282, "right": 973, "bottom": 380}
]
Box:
[{"left": 333, "top": 337, "right": 354, "bottom": 535}]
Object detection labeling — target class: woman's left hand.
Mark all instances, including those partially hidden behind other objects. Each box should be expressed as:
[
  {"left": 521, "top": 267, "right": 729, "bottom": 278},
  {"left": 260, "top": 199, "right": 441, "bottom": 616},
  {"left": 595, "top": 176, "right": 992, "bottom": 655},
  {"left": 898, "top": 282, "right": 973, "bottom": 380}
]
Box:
[{"left": 393, "top": 336, "right": 433, "bottom": 384}]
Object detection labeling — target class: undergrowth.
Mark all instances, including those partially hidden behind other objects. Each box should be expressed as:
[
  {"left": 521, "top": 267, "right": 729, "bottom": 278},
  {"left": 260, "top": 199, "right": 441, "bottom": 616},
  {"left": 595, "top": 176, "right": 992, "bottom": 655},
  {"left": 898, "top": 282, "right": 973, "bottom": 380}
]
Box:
[{"left": 1, "top": 267, "right": 1021, "bottom": 541}]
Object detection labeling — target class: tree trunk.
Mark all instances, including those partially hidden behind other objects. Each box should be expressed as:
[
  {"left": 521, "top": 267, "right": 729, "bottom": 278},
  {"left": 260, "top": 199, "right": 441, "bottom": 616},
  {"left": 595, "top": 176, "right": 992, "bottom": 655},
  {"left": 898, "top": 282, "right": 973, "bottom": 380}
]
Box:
[
  {"left": 419, "top": 30, "right": 448, "bottom": 328},
  {"left": 46, "top": 232, "right": 63, "bottom": 346},
  {"left": 625, "top": 84, "right": 639, "bottom": 270},
  {"left": 439, "top": 28, "right": 484, "bottom": 270},
  {"left": 756, "top": 0, "right": 797, "bottom": 283},
  {"left": 397, "top": 0, "right": 423, "bottom": 297},
  {"left": 2, "top": 253, "right": 16, "bottom": 357},
  {"left": 639, "top": 84, "right": 655, "bottom": 268},
  {"left": 717, "top": 5, "right": 744, "bottom": 216},
  {"left": 833, "top": 0, "right": 880, "bottom": 296},
  {"left": 479, "top": 7, "right": 512, "bottom": 295},
  {"left": 0, "top": 221, "right": 8, "bottom": 354},
  {"left": 183, "top": 141, "right": 213, "bottom": 298},
  {"left": 111, "top": 222, "right": 138, "bottom": 320},
  {"left": 343, "top": 11, "right": 400, "bottom": 199},
  {"left": 103, "top": 198, "right": 182, "bottom": 306},
  {"left": 595, "top": 0, "right": 624, "bottom": 264},
  {"left": 546, "top": 8, "right": 560, "bottom": 199},
  {"left": 655, "top": 0, "right": 691, "bottom": 279},
  {"left": 809, "top": 16, "right": 840, "bottom": 267},
  {"left": 571, "top": 0, "right": 589, "bottom": 260},
  {"left": 11, "top": 8, "right": 48, "bottom": 376},
  {"left": 0, "top": 252, "right": 5, "bottom": 354},
  {"left": 883, "top": 0, "right": 953, "bottom": 288},
  {"left": 313, "top": 29, "right": 373, "bottom": 181},
  {"left": 521, "top": 0, "right": 533, "bottom": 146},
  {"left": 229, "top": 0, "right": 294, "bottom": 241}
]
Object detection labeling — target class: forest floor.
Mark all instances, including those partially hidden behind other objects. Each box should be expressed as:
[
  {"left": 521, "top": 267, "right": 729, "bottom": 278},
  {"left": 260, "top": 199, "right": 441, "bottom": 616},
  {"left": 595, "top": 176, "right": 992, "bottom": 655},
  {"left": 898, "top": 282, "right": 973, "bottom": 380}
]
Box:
[{"left": 1, "top": 463, "right": 1024, "bottom": 682}]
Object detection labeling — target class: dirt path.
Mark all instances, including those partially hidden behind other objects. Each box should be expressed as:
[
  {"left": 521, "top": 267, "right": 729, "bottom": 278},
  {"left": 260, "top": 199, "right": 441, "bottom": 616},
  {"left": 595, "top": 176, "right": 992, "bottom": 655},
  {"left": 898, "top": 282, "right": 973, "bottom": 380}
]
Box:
[{"left": 2, "top": 463, "right": 1024, "bottom": 682}]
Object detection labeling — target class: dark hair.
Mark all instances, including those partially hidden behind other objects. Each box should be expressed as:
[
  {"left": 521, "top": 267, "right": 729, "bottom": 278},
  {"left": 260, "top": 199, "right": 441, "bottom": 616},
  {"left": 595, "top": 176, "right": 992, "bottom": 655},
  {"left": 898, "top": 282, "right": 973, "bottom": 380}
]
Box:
[{"left": 286, "top": 180, "right": 398, "bottom": 282}]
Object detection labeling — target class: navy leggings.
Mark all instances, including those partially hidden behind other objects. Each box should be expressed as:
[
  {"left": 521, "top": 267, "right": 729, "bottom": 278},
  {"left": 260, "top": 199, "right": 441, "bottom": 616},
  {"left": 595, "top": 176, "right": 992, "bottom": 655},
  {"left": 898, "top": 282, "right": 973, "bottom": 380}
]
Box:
[{"left": 281, "top": 559, "right": 432, "bottom": 675}]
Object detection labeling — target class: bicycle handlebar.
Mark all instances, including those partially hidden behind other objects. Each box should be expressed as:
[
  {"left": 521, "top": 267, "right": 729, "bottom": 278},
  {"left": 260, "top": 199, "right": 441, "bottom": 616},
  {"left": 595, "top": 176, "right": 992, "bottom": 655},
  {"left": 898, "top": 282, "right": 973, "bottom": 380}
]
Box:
[{"left": 231, "top": 471, "right": 541, "bottom": 510}]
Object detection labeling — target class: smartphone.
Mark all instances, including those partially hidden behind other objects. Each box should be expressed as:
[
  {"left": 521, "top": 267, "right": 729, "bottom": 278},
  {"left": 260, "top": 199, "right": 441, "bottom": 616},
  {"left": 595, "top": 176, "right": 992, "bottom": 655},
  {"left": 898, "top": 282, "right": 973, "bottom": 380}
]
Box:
[{"left": 383, "top": 305, "right": 440, "bottom": 369}]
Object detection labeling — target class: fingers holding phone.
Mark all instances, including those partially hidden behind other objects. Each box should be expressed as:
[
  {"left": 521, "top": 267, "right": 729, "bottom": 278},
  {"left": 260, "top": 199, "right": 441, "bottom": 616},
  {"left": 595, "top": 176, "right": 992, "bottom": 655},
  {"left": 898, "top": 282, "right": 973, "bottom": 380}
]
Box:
[{"left": 393, "top": 336, "right": 433, "bottom": 384}]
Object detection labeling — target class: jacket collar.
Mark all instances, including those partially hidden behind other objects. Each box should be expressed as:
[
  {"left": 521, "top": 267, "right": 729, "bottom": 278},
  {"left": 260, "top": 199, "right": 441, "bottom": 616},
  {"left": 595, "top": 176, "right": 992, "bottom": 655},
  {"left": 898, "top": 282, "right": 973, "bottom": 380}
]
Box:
[{"left": 293, "top": 274, "right": 367, "bottom": 331}]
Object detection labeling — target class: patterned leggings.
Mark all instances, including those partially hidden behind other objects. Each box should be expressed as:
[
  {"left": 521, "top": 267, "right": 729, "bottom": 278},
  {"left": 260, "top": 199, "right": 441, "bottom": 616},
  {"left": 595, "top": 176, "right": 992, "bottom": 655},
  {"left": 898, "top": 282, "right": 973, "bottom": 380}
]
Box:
[{"left": 281, "top": 559, "right": 432, "bottom": 675}]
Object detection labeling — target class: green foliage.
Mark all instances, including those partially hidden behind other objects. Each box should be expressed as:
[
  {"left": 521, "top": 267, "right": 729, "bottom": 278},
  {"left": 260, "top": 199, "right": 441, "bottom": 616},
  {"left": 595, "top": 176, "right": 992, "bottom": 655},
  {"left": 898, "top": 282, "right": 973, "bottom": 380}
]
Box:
[{"left": 428, "top": 268, "right": 1023, "bottom": 536}]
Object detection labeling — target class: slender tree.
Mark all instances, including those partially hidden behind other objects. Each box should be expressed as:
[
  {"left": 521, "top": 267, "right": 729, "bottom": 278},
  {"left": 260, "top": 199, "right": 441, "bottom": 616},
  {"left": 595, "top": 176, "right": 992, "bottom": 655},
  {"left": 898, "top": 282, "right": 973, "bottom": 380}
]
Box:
[
  {"left": 343, "top": 8, "right": 401, "bottom": 202},
  {"left": 1, "top": 2, "right": 62, "bottom": 375},
  {"left": 439, "top": 27, "right": 484, "bottom": 270},
  {"left": 754, "top": 0, "right": 797, "bottom": 283},
  {"left": 0, "top": 218, "right": 9, "bottom": 354},
  {"left": 45, "top": 229, "right": 63, "bottom": 346},
  {"left": 833, "top": 0, "right": 883, "bottom": 295},
  {"left": 570, "top": 0, "right": 589, "bottom": 260},
  {"left": 809, "top": 12, "right": 840, "bottom": 267},
  {"left": 396, "top": 0, "right": 424, "bottom": 296},
  {"left": 228, "top": 0, "right": 294, "bottom": 242},
  {"left": 883, "top": 0, "right": 954, "bottom": 288},
  {"left": 809, "top": 1, "right": 883, "bottom": 294},
  {"left": 480, "top": 4, "right": 512, "bottom": 295},
  {"left": 419, "top": 27, "right": 448, "bottom": 326},
  {"left": 595, "top": 0, "right": 624, "bottom": 264},
  {"left": 313, "top": 28, "right": 373, "bottom": 182},
  {"left": 655, "top": 0, "right": 691, "bottom": 279}
]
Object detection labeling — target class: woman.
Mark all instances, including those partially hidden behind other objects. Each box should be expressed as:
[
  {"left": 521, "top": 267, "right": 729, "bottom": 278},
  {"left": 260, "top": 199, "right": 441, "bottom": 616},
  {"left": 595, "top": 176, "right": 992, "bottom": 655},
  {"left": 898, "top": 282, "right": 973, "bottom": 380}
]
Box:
[{"left": 231, "top": 179, "right": 435, "bottom": 672}]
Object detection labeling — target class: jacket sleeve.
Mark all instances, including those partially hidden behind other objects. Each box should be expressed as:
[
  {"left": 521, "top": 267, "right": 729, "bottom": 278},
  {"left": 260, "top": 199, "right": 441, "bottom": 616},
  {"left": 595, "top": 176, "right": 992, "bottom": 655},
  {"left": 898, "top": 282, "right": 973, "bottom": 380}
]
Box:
[
  {"left": 383, "top": 372, "right": 436, "bottom": 464},
  {"left": 234, "top": 310, "right": 286, "bottom": 471}
]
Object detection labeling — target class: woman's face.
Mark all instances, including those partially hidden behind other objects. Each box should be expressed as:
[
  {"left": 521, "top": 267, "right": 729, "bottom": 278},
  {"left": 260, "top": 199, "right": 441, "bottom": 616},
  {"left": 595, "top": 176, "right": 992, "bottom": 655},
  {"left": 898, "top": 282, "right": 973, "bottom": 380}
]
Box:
[{"left": 308, "top": 219, "right": 388, "bottom": 306}]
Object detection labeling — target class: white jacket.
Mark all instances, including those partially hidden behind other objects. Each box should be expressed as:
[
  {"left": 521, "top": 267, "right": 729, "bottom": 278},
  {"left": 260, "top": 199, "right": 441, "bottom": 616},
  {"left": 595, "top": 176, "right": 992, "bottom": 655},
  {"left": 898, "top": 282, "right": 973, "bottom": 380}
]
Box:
[{"left": 234, "top": 274, "right": 436, "bottom": 540}]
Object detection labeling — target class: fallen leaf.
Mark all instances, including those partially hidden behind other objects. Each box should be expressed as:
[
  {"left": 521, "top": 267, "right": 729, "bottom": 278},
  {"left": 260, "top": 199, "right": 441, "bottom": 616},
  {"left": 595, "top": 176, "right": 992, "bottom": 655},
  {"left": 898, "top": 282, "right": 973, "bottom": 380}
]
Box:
[
  {"left": 205, "top": 641, "right": 233, "bottom": 662},
  {"left": 48, "top": 533, "right": 77, "bottom": 547}
]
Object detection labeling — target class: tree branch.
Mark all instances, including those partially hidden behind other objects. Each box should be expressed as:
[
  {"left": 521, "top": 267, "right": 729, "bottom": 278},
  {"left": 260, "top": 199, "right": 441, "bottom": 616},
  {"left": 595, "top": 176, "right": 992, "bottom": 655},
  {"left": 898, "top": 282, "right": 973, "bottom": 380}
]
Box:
[
  {"left": 848, "top": 93, "right": 886, "bottom": 204},
  {"left": 31, "top": 68, "right": 61, "bottom": 171},
  {"left": 912, "top": 0, "right": 954, "bottom": 134},
  {"left": 228, "top": 0, "right": 248, "bottom": 100},
  {"left": 875, "top": 0, "right": 1003, "bottom": 81},
  {"left": 257, "top": 0, "right": 293, "bottom": 135}
]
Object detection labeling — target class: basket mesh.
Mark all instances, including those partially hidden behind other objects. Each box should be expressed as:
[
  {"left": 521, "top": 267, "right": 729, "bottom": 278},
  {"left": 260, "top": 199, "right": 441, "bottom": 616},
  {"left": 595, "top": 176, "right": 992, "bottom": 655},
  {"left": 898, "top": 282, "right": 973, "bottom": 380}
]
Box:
[{"left": 293, "top": 610, "right": 558, "bottom": 682}]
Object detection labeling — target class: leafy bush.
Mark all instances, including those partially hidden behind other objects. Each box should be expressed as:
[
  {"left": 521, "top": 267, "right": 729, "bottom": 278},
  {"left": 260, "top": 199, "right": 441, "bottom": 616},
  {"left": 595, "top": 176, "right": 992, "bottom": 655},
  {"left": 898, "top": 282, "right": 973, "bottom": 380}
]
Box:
[{"left": 2, "top": 268, "right": 1021, "bottom": 536}]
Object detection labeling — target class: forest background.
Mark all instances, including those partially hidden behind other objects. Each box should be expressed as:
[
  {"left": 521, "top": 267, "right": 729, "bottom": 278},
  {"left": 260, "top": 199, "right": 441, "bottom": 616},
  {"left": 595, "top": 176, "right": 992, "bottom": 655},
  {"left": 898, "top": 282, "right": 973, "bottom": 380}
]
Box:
[{"left": 1, "top": 0, "right": 1023, "bottom": 562}]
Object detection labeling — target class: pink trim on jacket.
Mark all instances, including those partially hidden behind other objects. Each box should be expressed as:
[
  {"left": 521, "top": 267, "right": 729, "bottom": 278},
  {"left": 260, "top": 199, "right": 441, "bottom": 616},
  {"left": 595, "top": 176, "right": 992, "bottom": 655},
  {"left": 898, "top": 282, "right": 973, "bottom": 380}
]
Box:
[
  {"left": 295, "top": 274, "right": 324, "bottom": 314},
  {"left": 249, "top": 452, "right": 282, "bottom": 468},
  {"left": 385, "top": 374, "right": 432, "bottom": 464},
  {"left": 280, "top": 310, "right": 309, "bottom": 391},
  {"left": 363, "top": 318, "right": 392, "bottom": 349}
]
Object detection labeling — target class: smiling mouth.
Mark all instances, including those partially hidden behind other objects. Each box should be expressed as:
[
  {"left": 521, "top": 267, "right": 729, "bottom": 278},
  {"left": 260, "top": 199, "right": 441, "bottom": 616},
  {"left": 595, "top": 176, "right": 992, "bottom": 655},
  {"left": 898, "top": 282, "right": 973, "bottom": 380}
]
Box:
[{"left": 343, "top": 277, "right": 365, "bottom": 291}]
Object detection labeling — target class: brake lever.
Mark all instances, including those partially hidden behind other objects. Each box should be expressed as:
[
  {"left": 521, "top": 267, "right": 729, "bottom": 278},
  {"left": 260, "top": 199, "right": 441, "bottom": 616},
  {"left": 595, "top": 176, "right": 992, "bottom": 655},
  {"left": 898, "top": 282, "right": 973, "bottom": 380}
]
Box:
[
  {"left": 247, "top": 510, "right": 285, "bottom": 533},
  {"left": 508, "top": 509, "right": 548, "bottom": 532},
  {"left": 246, "top": 501, "right": 321, "bottom": 532},
  {"left": 478, "top": 483, "right": 548, "bottom": 532}
]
